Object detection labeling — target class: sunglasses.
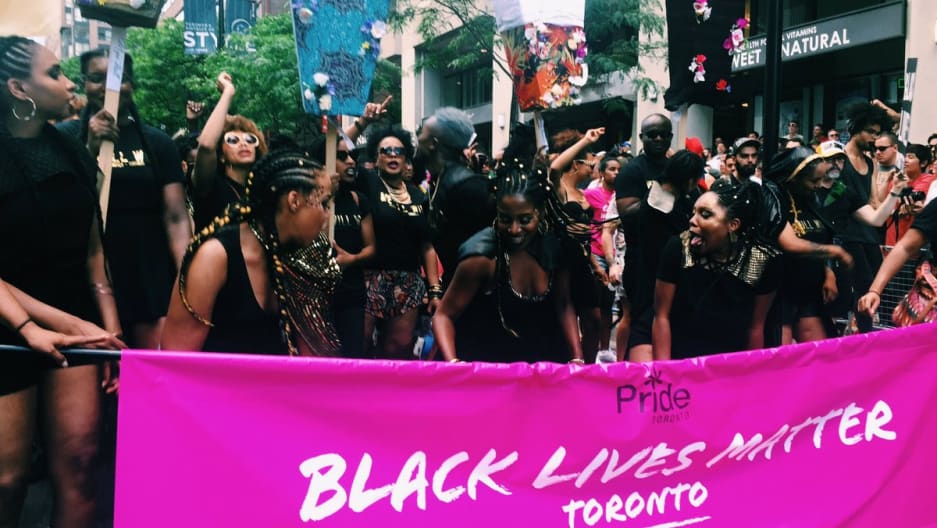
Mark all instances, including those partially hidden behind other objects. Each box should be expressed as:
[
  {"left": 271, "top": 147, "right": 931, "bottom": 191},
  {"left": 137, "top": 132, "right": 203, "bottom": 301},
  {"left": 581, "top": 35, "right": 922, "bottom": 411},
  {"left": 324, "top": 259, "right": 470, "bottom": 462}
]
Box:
[
  {"left": 224, "top": 132, "right": 259, "bottom": 146},
  {"left": 337, "top": 150, "right": 356, "bottom": 162},
  {"left": 576, "top": 159, "right": 596, "bottom": 168},
  {"left": 83, "top": 72, "right": 131, "bottom": 84},
  {"left": 379, "top": 146, "right": 406, "bottom": 157},
  {"left": 643, "top": 131, "right": 673, "bottom": 140},
  {"left": 874, "top": 145, "right": 894, "bottom": 152}
]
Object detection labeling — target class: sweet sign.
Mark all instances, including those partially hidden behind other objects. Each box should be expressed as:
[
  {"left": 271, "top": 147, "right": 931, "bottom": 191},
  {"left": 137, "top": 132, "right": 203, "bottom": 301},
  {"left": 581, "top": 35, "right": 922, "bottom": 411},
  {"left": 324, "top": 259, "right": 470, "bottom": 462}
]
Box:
[{"left": 114, "top": 324, "right": 937, "bottom": 527}]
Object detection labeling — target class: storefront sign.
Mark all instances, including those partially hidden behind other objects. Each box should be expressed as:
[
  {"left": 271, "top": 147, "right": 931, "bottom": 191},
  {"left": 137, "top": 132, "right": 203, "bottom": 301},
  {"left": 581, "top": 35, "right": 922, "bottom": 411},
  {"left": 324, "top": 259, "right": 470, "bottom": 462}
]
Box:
[
  {"left": 114, "top": 324, "right": 937, "bottom": 527},
  {"left": 732, "top": 3, "right": 905, "bottom": 72}
]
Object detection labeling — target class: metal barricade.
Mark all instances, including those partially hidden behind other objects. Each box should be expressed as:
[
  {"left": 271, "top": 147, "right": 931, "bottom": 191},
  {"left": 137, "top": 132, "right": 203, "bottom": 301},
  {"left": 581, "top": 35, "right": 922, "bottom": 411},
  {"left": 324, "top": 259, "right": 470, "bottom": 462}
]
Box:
[{"left": 875, "top": 244, "right": 932, "bottom": 328}]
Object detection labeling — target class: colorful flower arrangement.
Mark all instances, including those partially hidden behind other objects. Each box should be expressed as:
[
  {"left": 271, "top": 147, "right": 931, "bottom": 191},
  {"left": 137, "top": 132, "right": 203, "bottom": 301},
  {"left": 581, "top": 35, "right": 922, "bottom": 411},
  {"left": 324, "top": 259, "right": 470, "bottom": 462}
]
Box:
[
  {"left": 688, "top": 54, "right": 706, "bottom": 84},
  {"left": 359, "top": 19, "right": 387, "bottom": 59},
  {"left": 303, "top": 72, "right": 336, "bottom": 113},
  {"left": 501, "top": 22, "right": 589, "bottom": 111},
  {"left": 692, "top": 1, "right": 711, "bottom": 23},
  {"left": 723, "top": 18, "right": 749, "bottom": 55}
]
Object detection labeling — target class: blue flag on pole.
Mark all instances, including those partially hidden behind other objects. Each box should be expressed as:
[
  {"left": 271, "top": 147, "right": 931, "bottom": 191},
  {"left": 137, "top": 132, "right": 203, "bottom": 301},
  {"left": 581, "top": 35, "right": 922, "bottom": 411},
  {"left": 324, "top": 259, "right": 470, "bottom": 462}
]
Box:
[
  {"left": 183, "top": 0, "right": 218, "bottom": 55},
  {"left": 291, "top": 0, "right": 390, "bottom": 116}
]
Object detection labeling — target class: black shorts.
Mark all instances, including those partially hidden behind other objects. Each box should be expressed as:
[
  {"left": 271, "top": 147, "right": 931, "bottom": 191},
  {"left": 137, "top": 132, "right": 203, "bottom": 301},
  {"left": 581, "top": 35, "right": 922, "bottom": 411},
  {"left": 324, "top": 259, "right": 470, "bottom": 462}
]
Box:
[{"left": 627, "top": 307, "right": 654, "bottom": 349}]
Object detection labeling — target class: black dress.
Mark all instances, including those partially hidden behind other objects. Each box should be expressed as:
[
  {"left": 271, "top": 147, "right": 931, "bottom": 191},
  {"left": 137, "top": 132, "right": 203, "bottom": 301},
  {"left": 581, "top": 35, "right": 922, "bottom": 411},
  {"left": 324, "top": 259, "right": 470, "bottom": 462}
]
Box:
[
  {"left": 0, "top": 125, "right": 101, "bottom": 394},
  {"left": 201, "top": 226, "right": 284, "bottom": 355},
  {"left": 453, "top": 227, "right": 571, "bottom": 363},
  {"left": 656, "top": 233, "right": 781, "bottom": 359}
]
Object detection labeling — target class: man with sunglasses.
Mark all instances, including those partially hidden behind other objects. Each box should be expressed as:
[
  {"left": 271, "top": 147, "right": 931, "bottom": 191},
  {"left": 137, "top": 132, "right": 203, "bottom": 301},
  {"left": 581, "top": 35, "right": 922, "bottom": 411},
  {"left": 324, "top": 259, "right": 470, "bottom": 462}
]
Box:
[
  {"left": 871, "top": 131, "right": 903, "bottom": 209},
  {"left": 614, "top": 113, "right": 672, "bottom": 361},
  {"left": 416, "top": 107, "right": 495, "bottom": 287}
]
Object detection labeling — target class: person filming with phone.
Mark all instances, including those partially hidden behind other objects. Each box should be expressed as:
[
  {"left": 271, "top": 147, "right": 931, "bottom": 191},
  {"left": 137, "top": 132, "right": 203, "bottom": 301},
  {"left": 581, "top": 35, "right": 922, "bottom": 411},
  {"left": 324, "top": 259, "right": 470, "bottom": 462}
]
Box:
[{"left": 883, "top": 144, "right": 935, "bottom": 246}]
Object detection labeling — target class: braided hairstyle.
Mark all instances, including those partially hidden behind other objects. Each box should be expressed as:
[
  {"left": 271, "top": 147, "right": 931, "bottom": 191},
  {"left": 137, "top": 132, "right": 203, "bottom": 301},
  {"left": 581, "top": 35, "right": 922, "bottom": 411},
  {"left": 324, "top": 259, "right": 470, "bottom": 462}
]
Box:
[
  {"left": 178, "top": 148, "right": 326, "bottom": 355},
  {"left": 707, "top": 179, "right": 763, "bottom": 242},
  {"left": 0, "top": 36, "right": 37, "bottom": 115}
]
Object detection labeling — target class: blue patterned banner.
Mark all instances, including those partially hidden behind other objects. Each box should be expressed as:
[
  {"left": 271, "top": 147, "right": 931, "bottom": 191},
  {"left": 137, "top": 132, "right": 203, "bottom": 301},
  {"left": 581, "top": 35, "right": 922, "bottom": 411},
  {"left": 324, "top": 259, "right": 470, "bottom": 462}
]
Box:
[
  {"left": 184, "top": 0, "right": 218, "bottom": 55},
  {"left": 291, "top": 0, "right": 390, "bottom": 116}
]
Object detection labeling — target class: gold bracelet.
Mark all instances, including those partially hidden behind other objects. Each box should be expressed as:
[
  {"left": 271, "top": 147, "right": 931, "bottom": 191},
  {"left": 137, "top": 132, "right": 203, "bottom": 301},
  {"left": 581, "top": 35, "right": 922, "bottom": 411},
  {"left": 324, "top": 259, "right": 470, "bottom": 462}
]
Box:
[{"left": 569, "top": 358, "right": 585, "bottom": 364}]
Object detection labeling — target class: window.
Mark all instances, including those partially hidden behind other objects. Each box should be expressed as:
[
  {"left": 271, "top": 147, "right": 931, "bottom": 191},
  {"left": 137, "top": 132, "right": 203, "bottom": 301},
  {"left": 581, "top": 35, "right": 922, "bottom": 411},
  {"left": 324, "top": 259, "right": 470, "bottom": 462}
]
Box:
[
  {"left": 440, "top": 67, "right": 492, "bottom": 109},
  {"left": 97, "top": 27, "right": 111, "bottom": 42}
]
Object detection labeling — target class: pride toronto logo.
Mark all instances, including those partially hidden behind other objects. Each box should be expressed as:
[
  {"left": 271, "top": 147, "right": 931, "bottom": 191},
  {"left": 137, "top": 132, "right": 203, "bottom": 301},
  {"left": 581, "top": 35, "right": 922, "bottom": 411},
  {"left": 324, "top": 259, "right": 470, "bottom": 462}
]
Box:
[{"left": 616, "top": 367, "right": 690, "bottom": 424}]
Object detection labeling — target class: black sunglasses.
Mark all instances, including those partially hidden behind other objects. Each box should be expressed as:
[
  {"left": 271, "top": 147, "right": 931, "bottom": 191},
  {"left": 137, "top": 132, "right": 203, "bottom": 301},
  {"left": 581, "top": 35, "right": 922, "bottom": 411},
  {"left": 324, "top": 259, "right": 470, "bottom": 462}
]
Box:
[
  {"left": 379, "top": 146, "right": 406, "bottom": 157},
  {"left": 337, "top": 150, "right": 356, "bottom": 162},
  {"left": 83, "top": 72, "right": 131, "bottom": 84}
]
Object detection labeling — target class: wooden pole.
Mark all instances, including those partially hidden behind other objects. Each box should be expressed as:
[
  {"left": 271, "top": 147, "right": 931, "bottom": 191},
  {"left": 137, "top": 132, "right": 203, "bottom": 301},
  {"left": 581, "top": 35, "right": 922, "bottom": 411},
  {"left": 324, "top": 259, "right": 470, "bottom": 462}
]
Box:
[
  {"left": 533, "top": 109, "right": 548, "bottom": 154},
  {"left": 96, "top": 26, "right": 127, "bottom": 232}
]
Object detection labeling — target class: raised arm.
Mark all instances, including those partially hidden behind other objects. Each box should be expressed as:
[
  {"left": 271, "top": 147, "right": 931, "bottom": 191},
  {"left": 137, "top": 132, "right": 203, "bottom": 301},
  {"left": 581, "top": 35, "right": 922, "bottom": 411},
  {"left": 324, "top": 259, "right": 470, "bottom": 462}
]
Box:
[
  {"left": 549, "top": 128, "right": 604, "bottom": 181},
  {"left": 192, "top": 72, "right": 236, "bottom": 196},
  {"left": 853, "top": 175, "right": 907, "bottom": 227},
  {"left": 858, "top": 227, "right": 929, "bottom": 316}
]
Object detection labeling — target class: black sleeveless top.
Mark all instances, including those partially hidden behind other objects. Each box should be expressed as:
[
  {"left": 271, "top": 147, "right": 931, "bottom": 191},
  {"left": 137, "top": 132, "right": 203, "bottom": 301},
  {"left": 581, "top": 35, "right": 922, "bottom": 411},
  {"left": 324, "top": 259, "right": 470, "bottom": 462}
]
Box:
[
  {"left": 202, "top": 226, "right": 285, "bottom": 355},
  {"left": 453, "top": 227, "right": 571, "bottom": 363}
]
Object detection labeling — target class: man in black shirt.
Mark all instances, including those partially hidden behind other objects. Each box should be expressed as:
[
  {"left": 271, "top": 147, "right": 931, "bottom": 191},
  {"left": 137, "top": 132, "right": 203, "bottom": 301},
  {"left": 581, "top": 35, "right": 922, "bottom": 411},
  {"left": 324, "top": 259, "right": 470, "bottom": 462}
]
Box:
[
  {"left": 839, "top": 102, "right": 893, "bottom": 332},
  {"left": 615, "top": 113, "right": 672, "bottom": 361},
  {"left": 416, "top": 107, "right": 495, "bottom": 288}
]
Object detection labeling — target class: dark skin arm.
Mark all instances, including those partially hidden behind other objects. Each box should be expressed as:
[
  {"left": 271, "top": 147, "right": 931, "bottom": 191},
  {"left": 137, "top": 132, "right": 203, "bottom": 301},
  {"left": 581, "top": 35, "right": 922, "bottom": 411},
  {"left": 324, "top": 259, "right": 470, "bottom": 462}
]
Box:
[
  {"left": 552, "top": 269, "right": 584, "bottom": 362},
  {"left": 432, "top": 256, "right": 494, "bottom": 361}
]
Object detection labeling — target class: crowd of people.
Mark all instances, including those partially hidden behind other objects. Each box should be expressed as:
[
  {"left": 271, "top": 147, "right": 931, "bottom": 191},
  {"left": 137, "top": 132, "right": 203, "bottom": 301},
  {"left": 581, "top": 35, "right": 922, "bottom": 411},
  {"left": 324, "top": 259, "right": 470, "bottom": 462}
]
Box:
[{"left": 2, "top": 37, "right": 936, "bottom": 525}]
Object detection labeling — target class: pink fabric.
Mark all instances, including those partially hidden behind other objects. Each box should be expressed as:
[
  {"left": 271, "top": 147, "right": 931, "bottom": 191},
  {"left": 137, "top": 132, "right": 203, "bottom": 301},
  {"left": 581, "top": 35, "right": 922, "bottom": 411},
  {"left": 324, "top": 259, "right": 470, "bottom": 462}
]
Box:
[
  {"left": 583, "top": 185, "right": 614, "bottom": 257},
  {"left": 116, "top": 324, "right": 937, "bottom": 527}
]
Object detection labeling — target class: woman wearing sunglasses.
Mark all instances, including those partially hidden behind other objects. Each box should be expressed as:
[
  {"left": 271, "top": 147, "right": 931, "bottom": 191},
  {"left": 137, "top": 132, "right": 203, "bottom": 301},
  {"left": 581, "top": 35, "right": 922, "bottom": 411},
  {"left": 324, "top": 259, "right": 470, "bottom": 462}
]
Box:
[
  {"left": 360, "top": 125, "right": 441, "bottom": 359},
  {"left": 190, "top": 71, "right": 268, "bottom": 231},
  {"left": 58, "top": 48, "right": 192, "bottom": 352}
]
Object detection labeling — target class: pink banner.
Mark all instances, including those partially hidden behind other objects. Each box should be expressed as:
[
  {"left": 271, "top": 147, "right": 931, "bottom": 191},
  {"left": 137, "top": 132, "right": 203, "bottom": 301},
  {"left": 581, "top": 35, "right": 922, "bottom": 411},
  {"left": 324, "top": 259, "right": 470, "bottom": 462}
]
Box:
[{"left": 115, "top": 324, "right": 937, "bottom": 527}]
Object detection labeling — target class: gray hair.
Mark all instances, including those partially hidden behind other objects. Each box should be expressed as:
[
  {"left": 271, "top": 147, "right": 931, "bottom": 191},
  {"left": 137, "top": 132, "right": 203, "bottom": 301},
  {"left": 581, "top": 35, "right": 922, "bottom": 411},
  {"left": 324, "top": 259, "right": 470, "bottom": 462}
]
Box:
[{"left": 431, "top": 107, "right": 476, "bottom": 154}]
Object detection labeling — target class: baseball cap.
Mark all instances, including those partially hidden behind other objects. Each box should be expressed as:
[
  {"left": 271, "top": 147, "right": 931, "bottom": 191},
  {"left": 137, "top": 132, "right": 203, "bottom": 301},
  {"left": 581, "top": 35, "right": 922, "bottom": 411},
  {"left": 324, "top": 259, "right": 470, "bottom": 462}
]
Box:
[
  {"left": 732, "top": 137, "right": 761, "bottom": 155},
  {"left": 817, "top": 140, "right": 846, "bottom": 159}
]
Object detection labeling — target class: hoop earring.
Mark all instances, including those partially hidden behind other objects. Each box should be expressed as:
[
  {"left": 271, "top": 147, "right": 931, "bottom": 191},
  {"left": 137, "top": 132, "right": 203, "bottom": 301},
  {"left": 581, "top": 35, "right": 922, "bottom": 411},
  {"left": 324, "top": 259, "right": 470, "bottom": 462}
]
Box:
[{"left": 11, "top": 97, "right": 36, "bottom": 121}]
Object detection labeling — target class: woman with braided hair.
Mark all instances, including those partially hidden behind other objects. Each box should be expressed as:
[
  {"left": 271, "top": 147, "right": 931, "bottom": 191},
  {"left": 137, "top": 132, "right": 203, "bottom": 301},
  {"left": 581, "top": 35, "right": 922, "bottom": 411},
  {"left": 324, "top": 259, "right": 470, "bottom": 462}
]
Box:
[
  {"left": 433, "top": 152, "right": 585, "bottom": 364},
  {"left": 653, "top": 180, "right": 782, "bottom": 360},
  {"left": 58, "top": 48, "right": 191, "bottom": 351},
  {"left": 0, "top": 36, "right": 123, "bottom": 528},
  {"left": 161, "top": 149, "right": 337, "bottom": 355}
]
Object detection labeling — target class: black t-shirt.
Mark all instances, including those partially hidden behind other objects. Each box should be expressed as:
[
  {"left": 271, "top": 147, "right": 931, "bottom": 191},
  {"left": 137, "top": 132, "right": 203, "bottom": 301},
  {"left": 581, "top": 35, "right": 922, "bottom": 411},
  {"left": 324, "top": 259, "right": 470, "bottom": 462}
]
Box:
[
  {"left": 628, "top": 191, "right": 693, "bottom": 314},
  {"left": 657, "top": 235, "right": 781, "bottom": 359},
  {"left": 780, "top": 191, "right": 846, "bottom": 302},
  {"left": 911, "top": 199, "right": 937, "bottom": 242},
  {"left": 839, "top": 153, "right": 881, "bottom": 244},
  {"left": 58, "top": 119, "right": 185, "bottom": 322},
  {"left": 333, "top": 185, "right": 371, "bottom": 300},
  {"left": 816, "top": 180, "right": 865, "bottom": 237},
  {"left": 362, "top": 172, "right": 431, "bottom": 272},
  {"left": 614, "top": 154, "right": 668, "bottom": 266},
  {"left": 192, "top": 173, "right": 245, "bottom": 232}
]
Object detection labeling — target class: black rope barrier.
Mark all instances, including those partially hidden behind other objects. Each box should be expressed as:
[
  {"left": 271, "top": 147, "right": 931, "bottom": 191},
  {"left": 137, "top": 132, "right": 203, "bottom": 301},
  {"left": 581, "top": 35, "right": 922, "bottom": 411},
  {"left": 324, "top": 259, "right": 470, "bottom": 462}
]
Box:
[{"left": 0, "top": 344, "right": 122, "bottom": 361}]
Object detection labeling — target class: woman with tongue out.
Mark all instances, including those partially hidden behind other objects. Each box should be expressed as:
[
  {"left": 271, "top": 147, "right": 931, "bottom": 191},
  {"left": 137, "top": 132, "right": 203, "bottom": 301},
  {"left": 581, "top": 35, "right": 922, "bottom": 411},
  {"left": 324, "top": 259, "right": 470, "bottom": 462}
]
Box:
[{"left": 652, "top": 180, "right": 782, "bottom": 360}]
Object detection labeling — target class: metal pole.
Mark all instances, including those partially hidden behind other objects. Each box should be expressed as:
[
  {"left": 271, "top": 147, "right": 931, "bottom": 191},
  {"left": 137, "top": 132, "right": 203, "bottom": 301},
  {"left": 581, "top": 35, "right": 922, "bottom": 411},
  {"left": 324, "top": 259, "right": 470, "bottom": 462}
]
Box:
[
  {"left": 0, "top": 344, "right": 122, "bottom": 361},
  {"left": 218, "top": 0, "right": 225, "bottom": 50},
  {"left": 762, "top": 0, "right": 784, "bottom": 164}
]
